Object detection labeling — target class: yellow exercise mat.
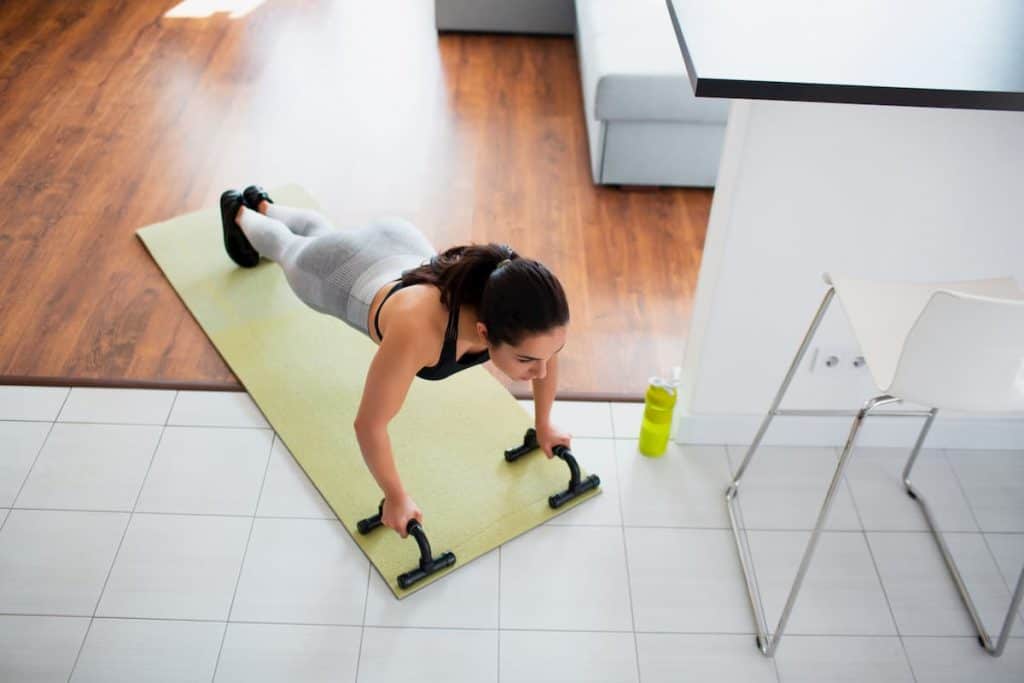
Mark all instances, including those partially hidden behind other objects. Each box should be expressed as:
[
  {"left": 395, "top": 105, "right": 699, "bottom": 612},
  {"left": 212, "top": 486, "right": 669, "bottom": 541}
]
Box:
[{"left": 135, "top": 184, "right": 600, "bottom": 598}]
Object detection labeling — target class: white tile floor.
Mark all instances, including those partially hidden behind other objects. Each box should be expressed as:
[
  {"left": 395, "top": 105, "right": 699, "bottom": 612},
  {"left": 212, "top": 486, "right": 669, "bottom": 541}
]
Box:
[{"left": 0, "top": 385, "right": 1021, "bottom": 682}]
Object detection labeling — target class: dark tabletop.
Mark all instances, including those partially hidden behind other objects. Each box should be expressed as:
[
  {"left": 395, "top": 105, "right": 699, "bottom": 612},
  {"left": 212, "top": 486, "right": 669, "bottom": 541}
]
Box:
[{"left": 666, "top": 0, "right": 1024, "bottom": 111}]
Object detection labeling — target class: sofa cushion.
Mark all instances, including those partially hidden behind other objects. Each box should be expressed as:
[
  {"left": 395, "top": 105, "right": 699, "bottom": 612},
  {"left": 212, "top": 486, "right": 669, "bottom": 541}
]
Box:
[{"left": 576, "top": 0, "right": 729, "bottom": 123}]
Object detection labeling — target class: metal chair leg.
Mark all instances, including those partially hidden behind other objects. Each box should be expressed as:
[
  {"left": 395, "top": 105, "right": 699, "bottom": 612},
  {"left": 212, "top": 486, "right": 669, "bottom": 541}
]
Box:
[
  {"left": 771, "top": 394, "right": 900, "bottom": 651},
  {"left": 728, "top": 287, "right": 836, "bottom": 493},
  {"left": 725, "top": 287, "right": 835, "bottom": 655},
  {"left": 903, "top": 409, "right": 1023, "bottom": 656},
  {"left": 729, "top": 394, "right": 899, "bottom": 656}
]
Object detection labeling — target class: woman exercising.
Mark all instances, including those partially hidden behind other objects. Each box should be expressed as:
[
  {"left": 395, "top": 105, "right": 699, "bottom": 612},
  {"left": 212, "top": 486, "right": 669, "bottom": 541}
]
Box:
[{"left": 220, "top": 186, "right": 571, "bottom": 538}]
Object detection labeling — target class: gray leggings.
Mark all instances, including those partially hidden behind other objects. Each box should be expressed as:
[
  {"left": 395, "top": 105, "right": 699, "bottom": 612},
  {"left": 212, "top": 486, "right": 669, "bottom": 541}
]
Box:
[{"left": 238, "top": 205, "right": 436, "bottom": 335}]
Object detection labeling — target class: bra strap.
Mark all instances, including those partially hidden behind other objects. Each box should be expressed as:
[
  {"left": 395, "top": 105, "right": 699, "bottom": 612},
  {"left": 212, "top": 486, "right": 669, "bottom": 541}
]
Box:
[{"left": 374, "top": 280, "right": 404, "bottom": 340}]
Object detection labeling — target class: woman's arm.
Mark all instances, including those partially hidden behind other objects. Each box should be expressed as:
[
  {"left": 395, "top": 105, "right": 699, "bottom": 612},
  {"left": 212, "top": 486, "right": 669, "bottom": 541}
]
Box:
[
  {"left": 353, "top": 425, "right": 406, "bottom": 504},
  {"left": 532, "top": 354, "right": 571, "bottom": 457},
  {"left": 532, "top": 352, "right": 558, "bottom": 430},
  {"left": 353, "top": 313, "right": 437, "bottom": 536}
]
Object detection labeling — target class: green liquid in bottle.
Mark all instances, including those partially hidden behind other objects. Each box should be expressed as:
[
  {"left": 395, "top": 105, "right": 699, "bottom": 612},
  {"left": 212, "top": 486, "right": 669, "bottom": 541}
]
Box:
[{"left": 638, "top": 381, "right": 677, "bottom": 457}]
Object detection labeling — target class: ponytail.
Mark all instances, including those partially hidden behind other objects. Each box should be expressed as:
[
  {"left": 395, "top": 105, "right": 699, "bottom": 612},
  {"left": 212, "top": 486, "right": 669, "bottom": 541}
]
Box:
[{"left": 401, "top": 242, "right": 569, "bottom": 346}]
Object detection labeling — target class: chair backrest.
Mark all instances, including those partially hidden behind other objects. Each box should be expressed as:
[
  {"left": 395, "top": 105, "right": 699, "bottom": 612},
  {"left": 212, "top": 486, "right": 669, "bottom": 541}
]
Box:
[{"left": 889, "top": 290, "right": 1024, "bottom": 413}]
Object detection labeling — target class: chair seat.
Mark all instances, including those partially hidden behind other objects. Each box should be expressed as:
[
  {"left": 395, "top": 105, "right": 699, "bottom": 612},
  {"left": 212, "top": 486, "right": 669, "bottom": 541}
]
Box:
[{"left": 826, "top": 274, "right": 1024, "bottom": 393}]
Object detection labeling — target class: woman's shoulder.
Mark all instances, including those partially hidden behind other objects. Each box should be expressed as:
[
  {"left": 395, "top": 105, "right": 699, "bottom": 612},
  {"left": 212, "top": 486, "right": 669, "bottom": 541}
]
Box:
[{"left": 378, "top": 284, "right": 446, "bottom": 350}]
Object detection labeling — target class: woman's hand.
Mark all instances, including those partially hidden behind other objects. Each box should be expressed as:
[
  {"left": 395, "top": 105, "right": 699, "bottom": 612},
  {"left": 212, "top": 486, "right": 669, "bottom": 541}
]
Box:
[
  {"left": 536, "top": 423, "right": 572, "bottom": 459},
  {"left": 382, "top": 493, "right": 423, "bottom": 538}
]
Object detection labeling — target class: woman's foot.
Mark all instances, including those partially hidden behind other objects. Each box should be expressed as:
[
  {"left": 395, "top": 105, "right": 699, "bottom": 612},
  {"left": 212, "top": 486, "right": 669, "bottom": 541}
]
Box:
[
  {"left": 242, "top": 185, "right": 274, "bottom": 214},
  {"left": 220, "top": 189, "right": 260, "bottom": 268}
]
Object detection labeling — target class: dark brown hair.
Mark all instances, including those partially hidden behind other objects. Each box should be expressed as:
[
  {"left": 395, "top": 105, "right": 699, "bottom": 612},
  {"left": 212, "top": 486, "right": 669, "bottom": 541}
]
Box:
[{"left": 400, "top": 243, "right": 569, "bottom": 347}]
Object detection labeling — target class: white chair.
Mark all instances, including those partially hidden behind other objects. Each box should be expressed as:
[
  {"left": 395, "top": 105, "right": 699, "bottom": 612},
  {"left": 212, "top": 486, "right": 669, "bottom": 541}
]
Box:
[{"left": 727, "top": 273, "right": 1024, "bottom": 657}]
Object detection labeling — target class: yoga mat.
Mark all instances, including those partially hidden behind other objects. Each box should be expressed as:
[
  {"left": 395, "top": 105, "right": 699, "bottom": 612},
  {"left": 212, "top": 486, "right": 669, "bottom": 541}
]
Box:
[{"left": 136, "top": 184, "right": 600, "bottom": 598}]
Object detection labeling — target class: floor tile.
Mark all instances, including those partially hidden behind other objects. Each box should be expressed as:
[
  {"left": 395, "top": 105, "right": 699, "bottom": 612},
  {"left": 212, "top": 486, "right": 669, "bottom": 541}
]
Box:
[
  {"left": 0, "top": 385, "right": 68, "bottom": 421},
  {"left": 617, "top": 440, "right": 731, "bottom": 528},
  {"left": 610, "top": 402, "right": 645, "bottom": 440},
  {"left": 625, "top": 527, "right": 754, "bottom": 633},
  {"left": 518, "top": 400, "right": 615, "bottom": 438},
  {"left": 214, "top": 622, "right": 361, "bottom": 683},
  {"left": 8, "top": 399, "right": 1019, "bottom": 683},
  {"left": 726, "top": 445, "right": 863, "bottom": 531},
  {"left": 0, "top": 509, "right": 128, "bottom": 615},
  {"left": 774, "top": 635, "right": 915, "bottom": 683},
  {"left": 747, "top": 530, "right": 896, "bottom": 635},
  {"left": 71, "top": 618, "right": 223, "bottom": 683},
  {"left": 231, "top": 518, "right": 367, "bottom": 625},
  {"left": 500, "top": 526, "right": 632, "bottom": 631},
  {"left": 0, "top": 420, "right": 50, "bottom": 507},
  {"left": 255, "top": 437, "right": 335, "bottom": 519},
  {"left": 135, "top": 426, "right": 273, "bottom": 515},
  {"left": 844, "top": 447, "right": 978, "bottom": 532},
  {"left": 545, "top": 439, "right": 621, "bottom": 526},
  {"left": 636, "top": 633, "right": 777, "bottom": 683},
  {"left": 168, "top": 391, "right": 269, "bottom": 428},
  {"left": 0, "top": 615, "right": 90, "bottom": 683},
  {"left": 357, "top": 627, "right": 497, "bottom": 683},
  {"left": 16, "top": 423, "right": 161, "bottom": 511},
  {"left": 96, "top": 513, "right": 250, "bottom": 621},
  {"left": 364, "top": 548, "right": 498, "bottom": 628},
  {"left": 903, "top": 636, "right": 1024, "bottom": 682},
  {"left": 867, "top": 532, "right": 1015, "bottom": 636},
  {"left": 58, "top": 388, "right": 176, "bottom": 425},
  {"left": 946, "top": 449, "right": 1024, "bottom": 532},
  {"left": 500, "top": 630, "right": 638, "bottom": 683}
]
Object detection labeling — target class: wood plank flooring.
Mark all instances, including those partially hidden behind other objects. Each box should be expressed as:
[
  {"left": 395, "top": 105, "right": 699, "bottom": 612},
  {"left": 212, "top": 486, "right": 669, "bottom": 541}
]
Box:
[{"left": 0, "top": 0, "right": 710, "bottom": 400}]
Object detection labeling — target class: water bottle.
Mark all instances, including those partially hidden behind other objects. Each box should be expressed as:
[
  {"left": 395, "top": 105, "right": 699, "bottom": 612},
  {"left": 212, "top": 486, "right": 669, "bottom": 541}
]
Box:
[{"left": 638, "top": 367, "right": 681, "bottom": 457}]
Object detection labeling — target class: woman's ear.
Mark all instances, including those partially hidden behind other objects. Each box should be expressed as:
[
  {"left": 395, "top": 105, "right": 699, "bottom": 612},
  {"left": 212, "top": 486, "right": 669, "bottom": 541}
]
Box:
[{"left": 476, "top": 321, "right": 488, "bottom": 341}]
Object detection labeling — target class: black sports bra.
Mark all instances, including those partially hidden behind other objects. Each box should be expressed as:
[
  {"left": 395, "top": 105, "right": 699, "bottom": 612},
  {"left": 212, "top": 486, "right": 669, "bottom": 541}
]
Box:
[{"left": 373, "top": 280, "right": 490, "bottom": 381}]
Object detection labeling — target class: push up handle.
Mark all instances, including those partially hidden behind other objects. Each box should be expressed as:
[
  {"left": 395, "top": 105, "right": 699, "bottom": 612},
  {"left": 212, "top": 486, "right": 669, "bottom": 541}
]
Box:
[
  {"left": 357, "top": 500, "right": 457, "bottom": 589},
  {"left": 504, "top": 428, "right": 601, "bottom": 508}
]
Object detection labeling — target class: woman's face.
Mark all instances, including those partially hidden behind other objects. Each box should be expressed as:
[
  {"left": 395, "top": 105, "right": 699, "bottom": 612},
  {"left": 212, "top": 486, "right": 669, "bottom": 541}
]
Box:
[{"left": 479, "top": 324, "right": 567, "bottom": 382}]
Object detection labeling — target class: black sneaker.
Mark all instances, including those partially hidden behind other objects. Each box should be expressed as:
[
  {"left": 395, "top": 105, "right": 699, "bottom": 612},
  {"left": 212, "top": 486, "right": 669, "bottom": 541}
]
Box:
[
  {"left": 242, "top": 185, "right": 274, "bottom": 211},
  {"left": 220, "top": 189, "right": 260, "bottom": 268}
]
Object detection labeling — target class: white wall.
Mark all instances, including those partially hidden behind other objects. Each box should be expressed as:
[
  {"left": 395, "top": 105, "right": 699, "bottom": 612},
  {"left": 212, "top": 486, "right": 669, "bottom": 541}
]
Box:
[{"left": 677, "top": 99, "right": 1024, "bottom": 446}]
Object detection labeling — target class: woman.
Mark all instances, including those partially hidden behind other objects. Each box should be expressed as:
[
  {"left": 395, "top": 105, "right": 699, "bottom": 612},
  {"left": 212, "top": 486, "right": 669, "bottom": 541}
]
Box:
[{"left": 220, "top": 186, "right": 572, "bottom": 537}]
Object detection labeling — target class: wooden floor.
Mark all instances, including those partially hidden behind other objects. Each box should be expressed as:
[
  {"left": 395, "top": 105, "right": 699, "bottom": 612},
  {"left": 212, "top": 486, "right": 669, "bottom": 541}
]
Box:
[{"left": 0, "top": 0, "right": 710, "bottom": 401}]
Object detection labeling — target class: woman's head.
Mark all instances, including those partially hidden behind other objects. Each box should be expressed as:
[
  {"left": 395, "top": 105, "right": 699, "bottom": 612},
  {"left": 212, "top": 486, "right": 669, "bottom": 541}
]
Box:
[{"left": 401, "top": 243, "right": 570, "bottom": 380}]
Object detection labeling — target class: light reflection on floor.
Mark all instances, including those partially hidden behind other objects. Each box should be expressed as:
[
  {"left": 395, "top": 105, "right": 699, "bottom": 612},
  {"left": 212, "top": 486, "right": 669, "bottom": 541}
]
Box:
[{"left": 165, "top": 0, "right": 269, "bottom": 19}]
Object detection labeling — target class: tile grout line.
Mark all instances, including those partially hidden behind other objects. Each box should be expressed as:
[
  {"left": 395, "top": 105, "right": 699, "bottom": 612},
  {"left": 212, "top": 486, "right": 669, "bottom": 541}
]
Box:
[
  {"left": 354, "top": 561, "right": 371, "bottom": 683},
  {"left": 209, "top": 428, "right": 278, "bottom": 682},
  {"left": 610, "top": 440, "right": 644, "bottom": 683},
  {"left": 860, "top": 529, "right": 919, "bottom": 683},
  {"left": 12, "top": 497, "right": 995, "bottom": 532},
  {"left": 6, "top": 610, "right": 1024, "bottom": 638},
  {"left": 5, "top": 388, "right": 72, "bottom": 520},
  {"left": 65, "top": 389, "right": 179, "bottom": 683},
  {"left": 835, "top": 443, "right": 920, "bottom": 682},
  {"left": 0, "top": 416, "right": 275, "bottom": 428},
  {"left": 941, "top": 448, "right": 988, "bottom": 535},
  {"left": 942, "top": 447, "right": 1024, "bottom": 634}
]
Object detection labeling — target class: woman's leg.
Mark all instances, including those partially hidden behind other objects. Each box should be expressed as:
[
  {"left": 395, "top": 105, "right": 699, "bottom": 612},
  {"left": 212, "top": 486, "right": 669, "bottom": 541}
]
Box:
[
  {"left": 237, "top": 206, "right": 337, "bottom": 314},
  {"left": 264, "top": 204, "right": 336, "bottom": 238},
  {"left": 237, "top": 207, "right": 301, "bottom": 262}
]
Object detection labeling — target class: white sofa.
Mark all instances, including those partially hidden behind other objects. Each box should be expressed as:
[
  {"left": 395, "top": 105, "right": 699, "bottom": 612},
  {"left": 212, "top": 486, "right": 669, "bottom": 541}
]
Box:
[
  {"left": 576, "top": 0, "right": 729, "bottom": 187},
  {"left": 435, "top": 0, "right": 575, "bottom": 34},
  {"left": 436, "top": 0, "right": 729, "bottom": 187}
]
